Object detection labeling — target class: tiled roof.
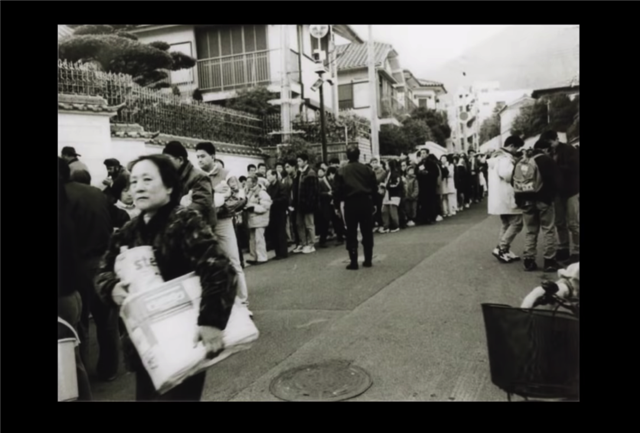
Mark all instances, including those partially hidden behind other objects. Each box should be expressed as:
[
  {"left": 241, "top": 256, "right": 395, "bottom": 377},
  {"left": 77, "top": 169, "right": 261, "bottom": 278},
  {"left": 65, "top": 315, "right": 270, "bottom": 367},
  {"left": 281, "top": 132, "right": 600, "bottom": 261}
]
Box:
[
  {"left": 336, "top": 42, "right": 393, "bottom": 70},
  {"left": 417, "top": 79, "right": 444, "bottom": 88}
]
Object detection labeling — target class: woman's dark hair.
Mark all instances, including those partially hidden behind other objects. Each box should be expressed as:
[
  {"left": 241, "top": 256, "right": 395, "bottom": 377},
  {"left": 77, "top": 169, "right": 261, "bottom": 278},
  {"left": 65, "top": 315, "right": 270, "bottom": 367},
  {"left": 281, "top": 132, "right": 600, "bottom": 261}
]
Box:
[
  {"left": 327, "top": 167, "right": 338, "bottom": 176},
  {"left": 504, "top": 135, "right": 525, "bottom": 149},
  {"left": 111, "top": 172, "right": 131, "bottom": 201},
  {"left": 446, "top": 154, "right": 454, "bottom": 164},
  {"left": 195, "top": 141, "right": 216, "bottom": 156},
  {"left": 297, "top": 153, "right": 309, "bottom": 162},
  {"left": 387, "top": 158, "right": 400, "bottom": 175},
  {"left": 129, "top": 154, "right": 183, "bottom": 206},
  {"left": 239, "top": 176, "right": 247, "bottom": 182},
  {"left": 346, "top": 146, "right": 360, "bottom": 162},
  {"left": 285, "top": 159, "right": 297, "bottom": 167}
]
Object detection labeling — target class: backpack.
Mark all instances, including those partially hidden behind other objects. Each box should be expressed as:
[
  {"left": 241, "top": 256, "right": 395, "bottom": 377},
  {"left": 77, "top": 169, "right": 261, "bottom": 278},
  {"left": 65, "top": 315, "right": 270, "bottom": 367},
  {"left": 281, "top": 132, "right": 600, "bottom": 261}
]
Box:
[{"left": 512, "top": 153, "right": 543, "bottom": 194}]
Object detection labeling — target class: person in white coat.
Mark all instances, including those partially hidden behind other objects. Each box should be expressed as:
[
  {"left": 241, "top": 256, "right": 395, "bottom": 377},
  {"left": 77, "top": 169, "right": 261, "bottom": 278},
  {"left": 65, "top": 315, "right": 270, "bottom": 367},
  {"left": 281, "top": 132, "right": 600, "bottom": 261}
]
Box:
[
  {"left": 487, "top": 136, "right": 525, "bottom": 263},
  {"left": 246, "top": 175, "right": 273, "bottom": 265}
]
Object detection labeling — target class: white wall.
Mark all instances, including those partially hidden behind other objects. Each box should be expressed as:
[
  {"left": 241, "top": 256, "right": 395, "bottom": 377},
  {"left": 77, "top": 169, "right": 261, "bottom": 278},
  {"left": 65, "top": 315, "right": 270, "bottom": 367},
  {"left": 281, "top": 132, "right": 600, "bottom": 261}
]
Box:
[
  {"left": 58, "top": 112, "right": 113, "bottom": 188},
  {"left": 135, "top": 25, "right": 198, "bottom": 89}
]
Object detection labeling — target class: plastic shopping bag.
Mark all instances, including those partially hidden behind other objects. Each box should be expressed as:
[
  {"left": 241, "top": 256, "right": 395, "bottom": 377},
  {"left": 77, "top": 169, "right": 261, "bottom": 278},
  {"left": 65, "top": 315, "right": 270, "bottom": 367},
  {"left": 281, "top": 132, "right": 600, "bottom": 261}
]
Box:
[{"left": 119, "top": 257, "right": 259, "bottom": 394}]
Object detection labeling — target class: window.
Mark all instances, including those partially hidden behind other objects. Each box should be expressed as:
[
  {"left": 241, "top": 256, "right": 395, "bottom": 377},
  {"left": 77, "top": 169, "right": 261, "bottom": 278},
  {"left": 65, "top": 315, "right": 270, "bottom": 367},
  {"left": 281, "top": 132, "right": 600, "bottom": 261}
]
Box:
[
  {"left": 339, "top": 81, "right": 369, "bottom": 110},
  {"left": 170, "top": 42, "right": 194, "bottom": 84},
  {"left": 338, "top": 84, "right": 354, "bottom": 110},
  {"left": 353, "top": 82, "right": 368, "bottom": 108},
  {"left": 194, "top": 25, "right": 269, "bottom": 91},
  {"left": 196, "top": 25, "right": 268, "bottom": 59},
  {"left": 419, "top": 99, "right": 427, "bottom": 108},
  {"left": 483, "top": 102, "right": 490, "bottom": 106}
]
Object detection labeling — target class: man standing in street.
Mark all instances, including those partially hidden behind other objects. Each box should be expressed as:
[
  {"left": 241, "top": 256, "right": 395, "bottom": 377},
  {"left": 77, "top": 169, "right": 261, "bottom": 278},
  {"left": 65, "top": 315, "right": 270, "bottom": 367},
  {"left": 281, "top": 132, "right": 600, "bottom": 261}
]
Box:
[
  {"left": 291, "top": 153, "right": 320, "bottom": 254},
  {"left": 163, "top": 141, "right": 216, "bottom": 228},
  {"left": 333, "top": 146, "right": 378, "bottom": 270},
  {"left": 513, "top": 140, "right": 562, "bottom": 272},
  {"left": 61, "top": 146, "right": 91, "bottom": 182},
  {"left": 487, "top": 136, "right": 525, "bottom": 263},
  {"left": 541, "top": 130, "right": 579, "bottom": 265},
  {"left": 194, "top": 142, "right": 251, "bottom": 310}
]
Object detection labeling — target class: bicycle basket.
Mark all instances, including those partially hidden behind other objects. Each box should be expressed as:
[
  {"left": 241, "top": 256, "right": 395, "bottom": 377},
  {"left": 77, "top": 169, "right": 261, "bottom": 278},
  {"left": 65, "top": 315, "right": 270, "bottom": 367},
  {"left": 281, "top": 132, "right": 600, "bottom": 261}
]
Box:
[{"left": 481, "top": 303, "right": 579, "bottom": 400}]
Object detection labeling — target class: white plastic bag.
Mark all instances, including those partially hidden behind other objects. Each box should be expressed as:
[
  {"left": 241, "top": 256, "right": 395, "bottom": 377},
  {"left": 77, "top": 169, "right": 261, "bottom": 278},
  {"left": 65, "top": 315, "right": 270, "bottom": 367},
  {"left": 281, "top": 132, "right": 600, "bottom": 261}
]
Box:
[{"left": 119, "top": 269, "right": 259, "bottom": 394}]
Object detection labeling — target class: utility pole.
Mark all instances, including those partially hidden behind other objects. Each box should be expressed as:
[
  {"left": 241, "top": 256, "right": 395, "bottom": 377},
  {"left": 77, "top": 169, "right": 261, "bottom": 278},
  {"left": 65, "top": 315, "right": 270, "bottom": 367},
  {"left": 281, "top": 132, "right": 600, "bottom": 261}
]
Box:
[
  {"left": 368, "top": 25, "right": 379, "bottom": 159},
  {"left": 280, "top": 25, "right": 292, "bottom": 144},
  {"left": 319, "top": 74, "right": 328, "bottom": 163}
]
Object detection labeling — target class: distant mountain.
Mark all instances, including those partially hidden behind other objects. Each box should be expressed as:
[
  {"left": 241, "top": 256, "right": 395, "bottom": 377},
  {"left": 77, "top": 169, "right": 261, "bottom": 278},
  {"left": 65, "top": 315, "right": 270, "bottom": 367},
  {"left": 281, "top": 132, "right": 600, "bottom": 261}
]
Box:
[{"left": 425, "top": 25, "right": 578, "bottom": 97}]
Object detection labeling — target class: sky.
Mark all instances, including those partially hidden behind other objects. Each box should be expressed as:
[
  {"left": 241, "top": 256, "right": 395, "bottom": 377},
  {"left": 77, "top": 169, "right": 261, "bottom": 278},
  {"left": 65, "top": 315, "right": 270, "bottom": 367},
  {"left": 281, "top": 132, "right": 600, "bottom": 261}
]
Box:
[{"left": 338, "top": 25, "right": 511, "bottom": 79}]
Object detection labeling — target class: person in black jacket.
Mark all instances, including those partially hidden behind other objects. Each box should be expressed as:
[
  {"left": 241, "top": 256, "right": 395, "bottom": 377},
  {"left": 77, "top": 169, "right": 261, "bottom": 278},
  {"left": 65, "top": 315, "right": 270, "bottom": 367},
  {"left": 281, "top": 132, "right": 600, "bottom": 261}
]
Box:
[
  {"left": 266, "top": 169, "right": 289, "bottom": 259},
  {"left": 58, "top": 162, "right": 93, "bottom": 400},
  {"left": 333, "top": 146, "right": 378, "bottom": 270},
  {"left": 61, "top": 158, "right": 120, "bottom": 382},
  {"left": 542, "top": 130, "right": 579, "bottom": 264},
  {"left": 515, "top": 141, "right": 562, "bottom": 272}
]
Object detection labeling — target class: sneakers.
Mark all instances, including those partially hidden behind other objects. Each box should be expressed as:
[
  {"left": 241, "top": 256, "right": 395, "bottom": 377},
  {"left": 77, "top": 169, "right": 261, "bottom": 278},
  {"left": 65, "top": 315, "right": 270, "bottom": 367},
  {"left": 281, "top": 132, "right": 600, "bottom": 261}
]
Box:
[
  {"left": 378, "top": 228, "right": 389, "bottom": 234},
  {"left": 492, "top": 247, "right": 512, "bottom": 263},
  {"left": 506, "top": 250, "right": 520, "bottom": 261},
  {"left": 406, "top": 221, "right": 416, "bottom": 227},
  {"left": 523, "top": 258, "right": 538, "bottom": 272},
  {"left": 436, "top": 215, "right": 443, "bottom": 222},
  {"left": 293, "top": 245, "right": 304, "bottom": 253},
  {"left": 302, "top": 245, "right": 316, "bottom": 254},
  {"left": 390, "top": 228, "right": 400, "bottom": 233},
  {"left": 544, "top": 259, "right": 561, "bottom": 272}
]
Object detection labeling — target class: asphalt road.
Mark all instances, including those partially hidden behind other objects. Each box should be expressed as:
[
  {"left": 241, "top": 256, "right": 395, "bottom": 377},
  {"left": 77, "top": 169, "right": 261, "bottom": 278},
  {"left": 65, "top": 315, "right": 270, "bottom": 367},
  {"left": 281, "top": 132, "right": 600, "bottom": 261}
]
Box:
[{"left": 85, "top": 200, "right": 552, "bottom": 401}]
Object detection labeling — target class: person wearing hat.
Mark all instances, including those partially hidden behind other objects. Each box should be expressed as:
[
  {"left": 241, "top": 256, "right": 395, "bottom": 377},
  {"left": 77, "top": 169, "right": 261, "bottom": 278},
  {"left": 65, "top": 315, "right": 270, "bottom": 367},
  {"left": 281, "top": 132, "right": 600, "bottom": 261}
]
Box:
[
  {"left": 162, "top": 141, "right": 216, "bottom": 227},
  {"left": 102, "top": 158, "right": 129, "bottom": 206},
  {"left": 61, "top": 146, "right": 90, "bottom": 179}
]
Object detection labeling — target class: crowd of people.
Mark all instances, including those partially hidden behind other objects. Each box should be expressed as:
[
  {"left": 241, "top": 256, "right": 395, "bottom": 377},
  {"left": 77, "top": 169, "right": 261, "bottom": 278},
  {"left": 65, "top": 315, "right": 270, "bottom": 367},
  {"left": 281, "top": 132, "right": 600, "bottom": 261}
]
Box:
[
  {"left": 486, "top": 130, "right": 579, "bottom": 273},
  {"left": 58, "top": 129, "right": 578, "bottom": 401}
]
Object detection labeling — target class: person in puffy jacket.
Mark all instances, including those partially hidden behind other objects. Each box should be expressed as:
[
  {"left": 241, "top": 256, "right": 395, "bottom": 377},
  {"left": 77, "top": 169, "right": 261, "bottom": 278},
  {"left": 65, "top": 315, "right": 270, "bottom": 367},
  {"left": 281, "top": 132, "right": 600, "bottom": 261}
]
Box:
[
  {"left": 245, "top": 175, "right": 273, "bottom": 265},
  {"left": 95, "top": 154, "right": 236, "bottom": 401},
  {"left": 487, "top": 136, "right": 525, "bottom": 263}
]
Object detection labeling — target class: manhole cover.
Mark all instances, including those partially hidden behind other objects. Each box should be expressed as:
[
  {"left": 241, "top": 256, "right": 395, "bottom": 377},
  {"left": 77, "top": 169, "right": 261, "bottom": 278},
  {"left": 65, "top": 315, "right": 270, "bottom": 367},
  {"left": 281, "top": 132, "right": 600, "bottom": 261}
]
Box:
[{"left": 269, "top": 360, "right": 372, "bottom": 401}]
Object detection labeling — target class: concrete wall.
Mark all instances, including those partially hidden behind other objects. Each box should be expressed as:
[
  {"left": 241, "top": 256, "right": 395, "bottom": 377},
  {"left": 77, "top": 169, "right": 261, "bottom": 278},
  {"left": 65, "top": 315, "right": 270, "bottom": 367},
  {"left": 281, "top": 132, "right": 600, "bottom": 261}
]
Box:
[
  {"left": 59, "top": 111, "right": 265, "bottom": 186},
  {"left": 58, "top": 111, "right": 114, "bottom": 188}
]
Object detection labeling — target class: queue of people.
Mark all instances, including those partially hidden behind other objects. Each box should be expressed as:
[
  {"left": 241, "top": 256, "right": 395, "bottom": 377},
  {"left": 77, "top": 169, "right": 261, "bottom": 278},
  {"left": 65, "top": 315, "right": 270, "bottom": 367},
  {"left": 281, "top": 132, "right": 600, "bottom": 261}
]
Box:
[
  {"left": 486, "top": 130, "right": 579, "bottom": 273},
  {"left": 57, "top": 140, "right": 492, "bottom": 401}
]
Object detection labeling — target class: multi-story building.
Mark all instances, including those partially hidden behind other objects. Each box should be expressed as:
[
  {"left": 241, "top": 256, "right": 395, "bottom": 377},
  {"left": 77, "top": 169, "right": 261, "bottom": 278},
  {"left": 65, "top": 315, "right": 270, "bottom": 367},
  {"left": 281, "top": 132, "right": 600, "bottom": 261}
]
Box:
[
  {"left": 127, "top": 25, "right": 363, "bottom": 120},
  {"left": 498, "top": 95, "right": 535, "bottom": 141},
  {"left": 336, "top": 41, "right": 408, "bottom": 127},
  {"left": 404, "top": 70, "right": 447, "bottom": 112},
  {"left": 450, "top": 85, "right": 480, "bottom": 152}
]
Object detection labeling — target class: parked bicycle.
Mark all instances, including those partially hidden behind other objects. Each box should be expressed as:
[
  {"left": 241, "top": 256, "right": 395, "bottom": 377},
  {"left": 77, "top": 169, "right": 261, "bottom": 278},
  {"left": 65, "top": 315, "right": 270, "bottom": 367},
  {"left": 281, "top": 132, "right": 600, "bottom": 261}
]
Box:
[{"left": 481, "top": 275, "right": 579, "bottom": 402}]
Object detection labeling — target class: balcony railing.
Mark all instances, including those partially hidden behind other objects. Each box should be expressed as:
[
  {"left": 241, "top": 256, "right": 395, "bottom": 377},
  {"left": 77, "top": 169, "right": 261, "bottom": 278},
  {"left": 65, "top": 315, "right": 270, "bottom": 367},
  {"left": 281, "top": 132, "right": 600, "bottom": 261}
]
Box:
[{"left": 197, "top": 50, "right": 271, "bottom": 92}]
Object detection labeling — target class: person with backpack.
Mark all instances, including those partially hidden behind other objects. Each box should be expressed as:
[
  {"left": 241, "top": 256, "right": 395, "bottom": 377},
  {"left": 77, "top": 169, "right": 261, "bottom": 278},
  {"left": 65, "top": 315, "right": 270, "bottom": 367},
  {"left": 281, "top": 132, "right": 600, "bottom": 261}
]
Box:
[
  {"left": 513, "top": 140, "right": 562, "bottom": 272},
  {"left": 487, "top": 136, "right": 525, "bottom": 263}
]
